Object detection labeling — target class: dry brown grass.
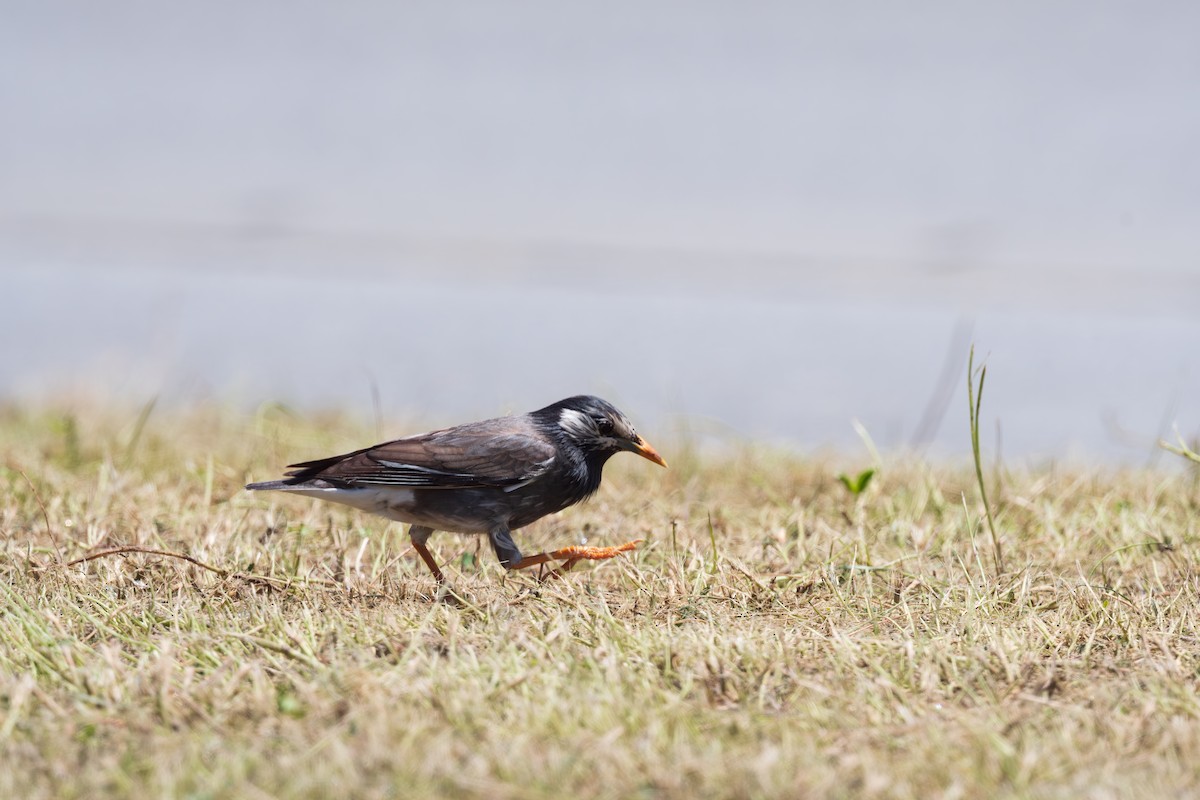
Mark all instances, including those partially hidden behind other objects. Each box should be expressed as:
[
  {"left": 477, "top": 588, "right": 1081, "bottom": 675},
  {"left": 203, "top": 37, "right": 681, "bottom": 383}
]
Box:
[{"left": 2, "top": 404, "right": 1200, "bottom": 799}]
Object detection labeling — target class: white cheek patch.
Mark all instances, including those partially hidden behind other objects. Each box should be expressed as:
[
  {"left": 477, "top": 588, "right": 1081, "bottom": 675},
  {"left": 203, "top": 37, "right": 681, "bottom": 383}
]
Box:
[{"left": 559, "top": 408, "right": 598, "bottom": 439}]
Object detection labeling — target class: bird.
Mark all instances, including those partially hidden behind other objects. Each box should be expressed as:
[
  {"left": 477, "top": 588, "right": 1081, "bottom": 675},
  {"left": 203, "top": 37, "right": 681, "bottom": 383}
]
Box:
[{"left": 246, "top": 395, "right": 667, "bottom": 584}]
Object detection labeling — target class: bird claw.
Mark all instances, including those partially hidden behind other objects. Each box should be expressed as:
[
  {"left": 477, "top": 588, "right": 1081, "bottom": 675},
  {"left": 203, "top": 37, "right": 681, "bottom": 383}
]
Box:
[
  {"left": 434, "top": 584, "right": 468, "bottom": 607},
  {"left": 547, "top": 539, "right": 642, "bottom": 561}
]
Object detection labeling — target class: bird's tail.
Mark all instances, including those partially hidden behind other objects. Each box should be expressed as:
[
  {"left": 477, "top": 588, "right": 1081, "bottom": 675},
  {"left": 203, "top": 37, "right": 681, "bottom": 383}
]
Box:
[{"left": 245, "top": 480, "right": 293, "bottom": 491}]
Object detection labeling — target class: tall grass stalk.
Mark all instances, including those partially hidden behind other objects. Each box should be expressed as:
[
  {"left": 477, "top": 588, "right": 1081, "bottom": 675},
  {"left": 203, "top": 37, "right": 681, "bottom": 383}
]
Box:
[{"left": 967, "top": 345, "right": 1003, "bottom": 574}]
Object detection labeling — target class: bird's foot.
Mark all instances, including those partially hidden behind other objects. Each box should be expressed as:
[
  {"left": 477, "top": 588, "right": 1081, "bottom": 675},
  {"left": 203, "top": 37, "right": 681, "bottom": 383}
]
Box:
[
  {"left": 535, "top": 540, "right": 642, "bottom": 582},
  {"left": 547, "top": 539, "right": 642, "bottom": 561},
  {"left": 433, "top": 582, "right": 469, "bottom": 607}
]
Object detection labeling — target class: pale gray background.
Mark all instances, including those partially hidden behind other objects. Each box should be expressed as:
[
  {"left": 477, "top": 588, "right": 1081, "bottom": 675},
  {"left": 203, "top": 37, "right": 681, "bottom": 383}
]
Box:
[{"left": 3, "top": 2, "right": 1198, "bottom": 463}]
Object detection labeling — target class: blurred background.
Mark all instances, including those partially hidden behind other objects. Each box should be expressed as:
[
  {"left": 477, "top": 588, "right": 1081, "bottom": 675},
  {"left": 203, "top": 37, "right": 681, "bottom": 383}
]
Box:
[{"left": 2, "top": 2, "right": 1198, "bottom": 464}]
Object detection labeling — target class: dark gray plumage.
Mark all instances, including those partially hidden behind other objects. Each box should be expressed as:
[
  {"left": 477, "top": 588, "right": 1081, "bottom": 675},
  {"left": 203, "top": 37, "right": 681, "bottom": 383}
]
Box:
[{"left": 246, "top": 395, "right": 667, "bottom": 583}]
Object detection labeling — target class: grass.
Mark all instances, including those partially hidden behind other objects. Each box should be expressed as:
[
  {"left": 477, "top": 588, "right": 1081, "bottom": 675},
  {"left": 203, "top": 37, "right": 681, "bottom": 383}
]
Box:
[{"left": 2, "top": 403, "right": 1200, "bottom": 799}]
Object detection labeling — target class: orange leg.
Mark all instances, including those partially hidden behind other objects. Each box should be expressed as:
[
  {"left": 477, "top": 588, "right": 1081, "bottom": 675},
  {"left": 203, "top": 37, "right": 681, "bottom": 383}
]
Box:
[
  {"left": 412, "top": 540, "right": 445, "bottom": 583},
  {"left": 409, "top": 526, "right": 446, "bottom": 583},
  {"left": 510, "top": 540, "right": 641, "bottom": 581}
]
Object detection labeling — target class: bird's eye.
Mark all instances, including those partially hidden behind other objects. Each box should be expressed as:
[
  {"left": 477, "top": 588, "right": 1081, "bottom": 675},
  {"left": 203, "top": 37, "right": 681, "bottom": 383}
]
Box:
[{"left": 597, "top": 417, "right": 615, "bottom": 435}]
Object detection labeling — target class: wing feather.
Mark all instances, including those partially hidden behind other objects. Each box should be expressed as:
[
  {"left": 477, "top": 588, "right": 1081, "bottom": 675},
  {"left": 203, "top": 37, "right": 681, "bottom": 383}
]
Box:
[{"left": 282, "top": 418, "right": 556, "bottom": 489}]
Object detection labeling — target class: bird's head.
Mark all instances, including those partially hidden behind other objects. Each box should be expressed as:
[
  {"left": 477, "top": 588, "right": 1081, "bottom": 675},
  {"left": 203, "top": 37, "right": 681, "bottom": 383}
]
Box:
[{"left": 544, "top": 395, "right": 668, "bottom": 468}]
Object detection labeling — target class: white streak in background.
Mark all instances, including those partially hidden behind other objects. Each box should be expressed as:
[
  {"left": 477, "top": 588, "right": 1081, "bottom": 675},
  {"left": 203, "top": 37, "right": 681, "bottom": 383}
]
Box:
[{"left": 1, "top": 2, "right": 1198, "bottom": 270}]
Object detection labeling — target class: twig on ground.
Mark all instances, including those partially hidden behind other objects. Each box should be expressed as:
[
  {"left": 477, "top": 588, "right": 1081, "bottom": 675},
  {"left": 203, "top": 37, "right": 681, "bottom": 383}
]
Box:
[
  {"left": 64, "top": 545, "right": 342, "bottom": 590},
  {"left": 13, "top": 467, "right": 62, "bottom": 564}
]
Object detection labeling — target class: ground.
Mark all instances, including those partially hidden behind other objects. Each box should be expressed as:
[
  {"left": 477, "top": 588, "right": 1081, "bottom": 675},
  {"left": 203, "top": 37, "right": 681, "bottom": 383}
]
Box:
[{"left": 1, "top": 405, "right": 1198, "bottom": 799}]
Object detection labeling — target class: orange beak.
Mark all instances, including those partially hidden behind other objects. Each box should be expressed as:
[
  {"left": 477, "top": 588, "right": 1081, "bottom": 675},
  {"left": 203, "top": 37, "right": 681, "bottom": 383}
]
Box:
[{"left": 630, "top": 436, "right": 668, "bottom": 468}]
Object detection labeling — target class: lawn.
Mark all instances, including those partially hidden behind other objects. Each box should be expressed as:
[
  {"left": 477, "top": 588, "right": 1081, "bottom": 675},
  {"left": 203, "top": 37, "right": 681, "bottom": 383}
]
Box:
[{"left": 2, "top": 404, "right": 1199, "bottom": 798}]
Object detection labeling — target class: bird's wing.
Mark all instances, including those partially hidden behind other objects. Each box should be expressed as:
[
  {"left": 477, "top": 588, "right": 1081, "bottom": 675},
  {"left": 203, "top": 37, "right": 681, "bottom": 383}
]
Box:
[{"left": 283, "top": 422, "right": 556, "bottom": 489}]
